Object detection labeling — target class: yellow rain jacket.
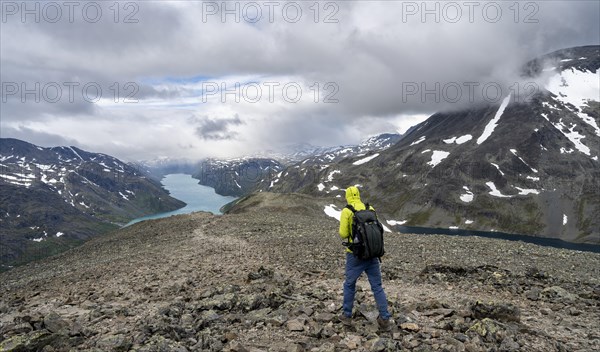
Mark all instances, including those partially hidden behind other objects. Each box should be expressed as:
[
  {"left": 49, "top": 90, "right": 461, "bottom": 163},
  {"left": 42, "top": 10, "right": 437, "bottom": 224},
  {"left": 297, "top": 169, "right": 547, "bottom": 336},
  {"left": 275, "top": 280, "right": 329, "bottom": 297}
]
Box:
[{"left": 339, "top": 186, "right": 375, "bottom": 253}]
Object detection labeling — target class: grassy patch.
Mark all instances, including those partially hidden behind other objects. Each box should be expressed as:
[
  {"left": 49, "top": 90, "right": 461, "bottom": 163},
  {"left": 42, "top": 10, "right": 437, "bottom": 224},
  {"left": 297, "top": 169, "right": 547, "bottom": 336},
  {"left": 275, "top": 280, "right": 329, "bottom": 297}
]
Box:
[
  {"left": 2, "top": 221, "right": 118, "bottom": 270},
  {"left": 221, "top": 195, "right": 247, "bottom": 213},
  {"left": 517, "top": 201, "right": 544, "bottom": 235},
  {"left": 454, "top": 214, "right": 462, "bottom": 225},
  {"left": 575, "top": 197, "right": 594, "bottom": 239},
  {"left": 407, "top": 208, "right": 433, "bottom": 225},
  {"left": 387, "top": 192, "right": 413, "bottom": 214},
  {"left": 9, "top": 237, "right": 84, "bottom": 267},
  {"left": 132, "top": 193, "right": 178, "bottom": 213}
]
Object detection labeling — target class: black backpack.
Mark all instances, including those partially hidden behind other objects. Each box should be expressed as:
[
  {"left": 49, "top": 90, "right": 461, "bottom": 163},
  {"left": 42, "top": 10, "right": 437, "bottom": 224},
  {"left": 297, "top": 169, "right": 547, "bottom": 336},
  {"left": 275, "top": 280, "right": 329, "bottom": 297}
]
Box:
[{"left": 346, "top": 204, "right": 385, "bottom": 260}]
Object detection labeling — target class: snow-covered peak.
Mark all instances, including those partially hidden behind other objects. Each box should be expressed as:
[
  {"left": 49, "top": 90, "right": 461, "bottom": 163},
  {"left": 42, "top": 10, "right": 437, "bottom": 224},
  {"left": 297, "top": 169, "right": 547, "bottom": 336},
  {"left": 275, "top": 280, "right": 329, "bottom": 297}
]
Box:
[
  {"left": 359, "top": 133, "right": 402, "bottom": 150},
  {"left": 545, "top": 68, "right": 600, "bottom": 137}
]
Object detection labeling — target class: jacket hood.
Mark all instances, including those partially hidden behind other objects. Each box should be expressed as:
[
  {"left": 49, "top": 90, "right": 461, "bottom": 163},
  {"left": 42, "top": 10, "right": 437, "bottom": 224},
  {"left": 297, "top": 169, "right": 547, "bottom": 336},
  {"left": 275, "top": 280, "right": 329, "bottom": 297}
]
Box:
[{"left": 345, "top": 186, "right": 361, "bottom": 204}]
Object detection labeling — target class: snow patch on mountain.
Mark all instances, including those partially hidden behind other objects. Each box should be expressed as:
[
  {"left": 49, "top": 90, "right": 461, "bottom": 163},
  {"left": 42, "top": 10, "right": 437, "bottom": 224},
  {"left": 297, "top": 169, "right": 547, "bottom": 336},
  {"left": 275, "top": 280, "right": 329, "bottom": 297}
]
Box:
[
  {"left": 444, "top": 135, "right": 473, "bottom": 145},
  {"left": 327, "top": 170, "right": 341, "bottom": 182},
  {"left": 455, "top": 135, "right": 473, "bottom": 144},
  {"left": 0, "top": 173, "right": 35, "bottom": 187},
  {"left": 490, "top": 163, "right": 505, "bottom": 176},
  {"left": 33, "top": 163, "right": 53, "bottom": 171},
  {"left": 560, "top": 147, "right": 575, "bottom": 154},
  {"left": 31, "top": 230, "right": 49, "bottom": 242},
  {"left": 460, "top": 186, "right": 474, "bottom": 203},
  {"left": 323, "top": 204, "right": 342, "bottom": 220},
  {"left": 410, "top": 136, "right": 426, "bottom": 146},
  {"left": 547, "top": 119, "right": 591, "bottom": 156},
  {"left": 514, "top": 186, "right": 540, "bottom": 195},
  {"left": 486, "top": 182, "right": 512, "bottom": 198},
  {"left": 477, "top": 94, "right": 512, "bottom": 145},
  {"left": 510, "top": 149, "right": 538, "bottom": 173},
  {"left": 427, "top": 151, "right": 450, "bottom": 168},
  {"left": 353, "top": 153, "right": 380, "bottom": 166},
  {"left": 41, "top": 174, "right": 58, "bottom": 184},
  {"left": 387, "top": 220, "right": 407, "bottom": 226},
  {"left": 68, "top": 146, "right": 85, "bottom": 161}
]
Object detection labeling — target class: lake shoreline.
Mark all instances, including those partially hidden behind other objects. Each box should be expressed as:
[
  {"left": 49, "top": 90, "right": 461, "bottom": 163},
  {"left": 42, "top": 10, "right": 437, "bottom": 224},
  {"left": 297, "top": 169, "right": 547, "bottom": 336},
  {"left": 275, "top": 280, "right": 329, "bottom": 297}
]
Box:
[
  {"left": 124, "top": 174, "right": 237, "bottom": 227},
  {"left": 395, "top": 225, "right": 600, "bottom": 254}
]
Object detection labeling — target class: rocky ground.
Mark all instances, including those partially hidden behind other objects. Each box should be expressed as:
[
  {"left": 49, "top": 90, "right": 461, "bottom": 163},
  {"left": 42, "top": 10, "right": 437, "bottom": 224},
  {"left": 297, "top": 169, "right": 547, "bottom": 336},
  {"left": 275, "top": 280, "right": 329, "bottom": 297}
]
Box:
[{"left": 1, "top": 197, "right": 599, "bottom": 351}]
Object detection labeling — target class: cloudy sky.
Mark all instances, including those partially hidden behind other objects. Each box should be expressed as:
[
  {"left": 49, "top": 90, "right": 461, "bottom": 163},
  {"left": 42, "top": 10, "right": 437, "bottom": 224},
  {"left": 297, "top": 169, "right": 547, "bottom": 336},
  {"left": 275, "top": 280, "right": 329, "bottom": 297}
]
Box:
[{"left": 1, "top": 1, "right": 598, "bottom": 161}]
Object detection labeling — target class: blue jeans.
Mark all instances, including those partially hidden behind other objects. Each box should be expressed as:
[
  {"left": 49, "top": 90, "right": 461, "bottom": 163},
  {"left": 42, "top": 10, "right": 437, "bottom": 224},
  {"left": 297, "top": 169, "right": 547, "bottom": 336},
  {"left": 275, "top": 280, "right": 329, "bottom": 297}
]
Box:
[{"left": 343, "top": 253, "right": 391, "bottom": 320}]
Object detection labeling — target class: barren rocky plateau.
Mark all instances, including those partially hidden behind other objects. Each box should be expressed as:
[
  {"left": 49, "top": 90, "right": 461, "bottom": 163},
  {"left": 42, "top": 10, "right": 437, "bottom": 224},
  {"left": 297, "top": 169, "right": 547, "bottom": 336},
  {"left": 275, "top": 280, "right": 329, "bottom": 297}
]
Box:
[{"left": 1, "top": 194, "right": 599, "bottom": 352}]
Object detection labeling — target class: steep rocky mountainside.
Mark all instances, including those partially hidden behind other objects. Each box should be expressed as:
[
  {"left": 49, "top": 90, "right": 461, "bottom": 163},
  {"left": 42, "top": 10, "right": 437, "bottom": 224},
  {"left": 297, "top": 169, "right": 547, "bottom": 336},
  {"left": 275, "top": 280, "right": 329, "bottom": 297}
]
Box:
[
  {"left": 0, "top": 138, "right": 185, "bottom": 270},
  {"left": 1, "top": 196, "right": 598, "bottom": 351},
  {"left": 192, "top": 158, "right": 285, "bottom": 197},
  {"left": 256, "top": 134, "right": 404, "bottom": 194},
  {"left": 524, "top": 46, "right": 600, "bottom": 77},
  {"left": 266, "top": 46, "right": 600, "bottom": 244}
]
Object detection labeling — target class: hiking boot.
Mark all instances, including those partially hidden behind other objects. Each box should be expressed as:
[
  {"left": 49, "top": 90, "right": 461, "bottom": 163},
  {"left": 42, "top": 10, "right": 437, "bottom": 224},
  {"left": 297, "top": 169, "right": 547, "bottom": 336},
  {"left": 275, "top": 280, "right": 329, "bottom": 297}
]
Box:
[
  {"left": 377, "top": 316, "right": 392, "bottom": 331},
  {"left": 339, "top": 314, "right": 353, "bottom": 326}
]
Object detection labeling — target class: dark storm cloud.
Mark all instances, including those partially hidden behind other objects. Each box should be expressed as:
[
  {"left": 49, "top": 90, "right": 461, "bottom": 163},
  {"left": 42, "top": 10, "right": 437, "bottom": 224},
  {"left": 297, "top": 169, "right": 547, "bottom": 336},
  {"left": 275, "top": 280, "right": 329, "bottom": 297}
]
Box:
[{"left": 191, "top": 114, "right": 244, "bottom": 141}]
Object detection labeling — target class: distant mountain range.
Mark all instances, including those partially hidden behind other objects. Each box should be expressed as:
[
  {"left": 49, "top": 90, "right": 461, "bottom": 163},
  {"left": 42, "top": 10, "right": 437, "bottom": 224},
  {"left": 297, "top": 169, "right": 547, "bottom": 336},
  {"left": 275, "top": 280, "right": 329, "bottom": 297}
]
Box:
[
  {"left": 264, "top": 45, "right": 600, "bottom": 244},
  {"left": 0, "top": 138, "right": 185, "bottom": 270},
  {"left": 254, "top": 133, "right": 403, "bottom": 164},
  {"left": 139, "top": 133, "right": 403, "bottom": 197}
]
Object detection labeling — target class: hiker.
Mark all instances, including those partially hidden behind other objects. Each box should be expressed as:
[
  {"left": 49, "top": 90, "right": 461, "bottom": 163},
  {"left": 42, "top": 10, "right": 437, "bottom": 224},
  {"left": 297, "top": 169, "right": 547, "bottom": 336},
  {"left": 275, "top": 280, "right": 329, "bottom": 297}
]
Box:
[{"left": 338, "top": 186, "right": 392, "bottom": 330}]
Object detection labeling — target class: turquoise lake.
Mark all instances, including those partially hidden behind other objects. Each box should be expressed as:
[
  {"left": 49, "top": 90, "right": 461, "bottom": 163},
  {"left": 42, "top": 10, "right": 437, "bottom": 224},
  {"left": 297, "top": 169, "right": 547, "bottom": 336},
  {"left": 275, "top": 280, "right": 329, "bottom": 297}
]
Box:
[{"left": 124, "top": 174, "right": 237, "bottom": 227}]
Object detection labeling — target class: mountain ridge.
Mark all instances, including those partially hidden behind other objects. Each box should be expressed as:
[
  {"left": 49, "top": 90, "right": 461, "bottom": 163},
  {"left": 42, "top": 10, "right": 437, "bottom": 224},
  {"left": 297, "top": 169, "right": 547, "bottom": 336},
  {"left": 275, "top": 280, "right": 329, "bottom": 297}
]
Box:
[
  {"left": 0, "top": 138, "right": 185, "bottom": 270},
  {"left": 138, "top": 133, "right": 403, "bottom": 198}
]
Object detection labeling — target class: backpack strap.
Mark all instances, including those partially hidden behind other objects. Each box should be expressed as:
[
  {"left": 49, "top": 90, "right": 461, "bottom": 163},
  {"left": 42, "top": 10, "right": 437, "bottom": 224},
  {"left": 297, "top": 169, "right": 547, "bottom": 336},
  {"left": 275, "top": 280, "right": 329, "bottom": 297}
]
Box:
[
  {"left": 343, "top": 204, "right": 356, "bottom": 248},
  {"left": 347, "top": 203, "right": 372, "bottom": 213}
]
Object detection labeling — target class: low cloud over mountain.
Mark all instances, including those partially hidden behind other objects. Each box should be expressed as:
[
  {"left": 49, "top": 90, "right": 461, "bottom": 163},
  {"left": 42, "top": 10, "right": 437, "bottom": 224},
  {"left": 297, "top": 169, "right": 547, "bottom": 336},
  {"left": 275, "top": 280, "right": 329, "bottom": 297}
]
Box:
[{"left": 1, "top": 1, "right": 598, "bottom": 160}]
